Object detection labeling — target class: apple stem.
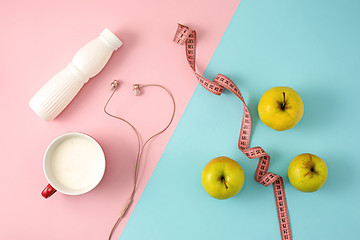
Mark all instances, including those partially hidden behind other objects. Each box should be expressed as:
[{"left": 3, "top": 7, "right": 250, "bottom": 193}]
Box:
[
  {"left": 281, "top": 92, "right": 286, "bottom": 109},
  {"left": 222, "top": 178, "right": 228, "bottom": 189}
]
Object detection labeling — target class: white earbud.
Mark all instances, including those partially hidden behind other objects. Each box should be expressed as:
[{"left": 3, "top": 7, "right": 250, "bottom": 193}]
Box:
[
  {"left": 110, "top": 80, "right": 120, "bottom": 90},
  {"left": 133, "top": 84, "right": 141, "bottom": 96}
]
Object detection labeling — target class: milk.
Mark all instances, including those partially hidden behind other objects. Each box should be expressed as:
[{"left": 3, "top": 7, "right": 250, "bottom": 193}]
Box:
[{"left": 50, "top": 136, "right": 104, "bottom": 191}]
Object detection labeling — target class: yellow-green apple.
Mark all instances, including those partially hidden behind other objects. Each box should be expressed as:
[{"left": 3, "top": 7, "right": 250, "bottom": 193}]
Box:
[
  {"left": 258, "top": 86, "right": 304, "bottom": 131},
  {"left": 201, "top": 156, "right": 245, "bottom": 200},
  {"left": 288, "top": 153, "right": 328, "bottom": 192}
]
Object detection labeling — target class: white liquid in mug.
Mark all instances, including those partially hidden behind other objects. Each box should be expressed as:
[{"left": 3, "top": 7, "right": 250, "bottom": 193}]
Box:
[{"left": 51, "top": 136, "right": 104, "bottom": 192}]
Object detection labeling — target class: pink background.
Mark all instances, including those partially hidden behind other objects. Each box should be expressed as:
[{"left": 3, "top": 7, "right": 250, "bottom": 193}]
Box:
[{"left": 0, "top": 0, "right": 239, "bottom": 239}]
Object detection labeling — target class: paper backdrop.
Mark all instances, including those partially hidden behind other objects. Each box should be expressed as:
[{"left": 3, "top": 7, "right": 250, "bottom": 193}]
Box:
[
  {"left": 120, "top": 0, "right": 360, "bottom": 239},
  {"left": 0, "top": 0, "right": 239, "bottom": 239}
]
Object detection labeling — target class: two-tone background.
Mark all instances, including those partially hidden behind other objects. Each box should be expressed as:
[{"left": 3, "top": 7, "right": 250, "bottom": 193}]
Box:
[{"left": 1, "top": 0, "right": 359, "bottom": 239}]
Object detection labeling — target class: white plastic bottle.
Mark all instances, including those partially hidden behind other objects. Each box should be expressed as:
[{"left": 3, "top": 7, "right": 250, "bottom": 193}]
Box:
[{"left": 29, "top": 28, "right": 122, "bottom": 121}]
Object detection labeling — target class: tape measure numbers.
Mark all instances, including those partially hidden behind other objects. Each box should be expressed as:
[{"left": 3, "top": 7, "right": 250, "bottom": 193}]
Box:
[{"left": 174, "top": 24, "right": 292, "bottom": 240}]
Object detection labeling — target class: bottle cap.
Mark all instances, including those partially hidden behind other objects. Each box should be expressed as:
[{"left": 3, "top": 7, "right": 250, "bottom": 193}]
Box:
[{"left": 100, "top": 28, "right": 122, "bottom": 51}]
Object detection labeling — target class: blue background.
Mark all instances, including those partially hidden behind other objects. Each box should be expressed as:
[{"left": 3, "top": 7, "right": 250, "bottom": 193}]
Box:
[{"left": 121, "top": 0, "right": 360, "bottom": 239}]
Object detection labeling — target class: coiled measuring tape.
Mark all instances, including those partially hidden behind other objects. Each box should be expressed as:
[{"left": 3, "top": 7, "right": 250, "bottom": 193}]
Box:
[{"left": 174, "top": 24, "right": 292, "bottom": 240}]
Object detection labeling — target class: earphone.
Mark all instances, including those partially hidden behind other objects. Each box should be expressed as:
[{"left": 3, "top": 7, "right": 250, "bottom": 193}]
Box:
[
  {"left": 110, "top": 80, "right": 143, "bottom": 96},
  {"left": 105, "top": 80, "right": 176, "bottom": 240},
  {"left": 133, "top": 84, "right": 141, "bottom": 96}
]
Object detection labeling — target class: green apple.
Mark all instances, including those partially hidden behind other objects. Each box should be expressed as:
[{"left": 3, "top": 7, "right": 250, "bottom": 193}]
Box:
[
  {"left": 201, "top": 156, "right": 245, "bottom": 200},
  {"left": 258, "top": 86, "right": 304, "bottom": 131},
  {"left": 288, "top": 153, "right": 328, "bottom": 192}
]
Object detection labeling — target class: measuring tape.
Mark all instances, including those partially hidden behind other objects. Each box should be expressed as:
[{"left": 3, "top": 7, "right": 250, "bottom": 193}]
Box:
[{"left": 174, "top": 24, "right": 292, "bottom": 240}]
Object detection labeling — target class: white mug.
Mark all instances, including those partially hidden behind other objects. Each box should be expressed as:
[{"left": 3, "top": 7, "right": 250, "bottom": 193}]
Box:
[{"left": 41, "top": 132, "right": 106, "bottom": 198}]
